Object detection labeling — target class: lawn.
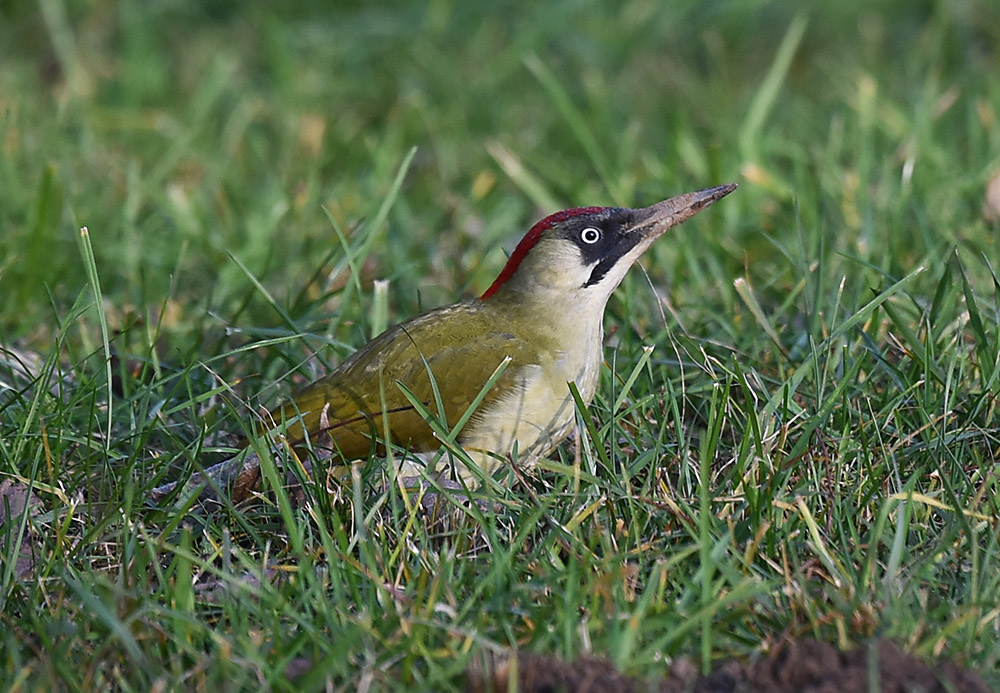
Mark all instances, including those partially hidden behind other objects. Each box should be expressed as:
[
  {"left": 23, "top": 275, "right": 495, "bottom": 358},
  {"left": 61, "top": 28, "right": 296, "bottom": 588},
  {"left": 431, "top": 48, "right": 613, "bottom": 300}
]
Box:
[{"left": 2, "top": 0, "right": 999, "bottom": 690}]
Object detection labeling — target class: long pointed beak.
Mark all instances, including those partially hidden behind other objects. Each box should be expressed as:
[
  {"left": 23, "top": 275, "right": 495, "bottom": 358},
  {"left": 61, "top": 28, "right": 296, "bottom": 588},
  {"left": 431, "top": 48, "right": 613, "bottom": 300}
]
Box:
[{"left": 631, "top": 183, "right": 738, "bottom": 241}]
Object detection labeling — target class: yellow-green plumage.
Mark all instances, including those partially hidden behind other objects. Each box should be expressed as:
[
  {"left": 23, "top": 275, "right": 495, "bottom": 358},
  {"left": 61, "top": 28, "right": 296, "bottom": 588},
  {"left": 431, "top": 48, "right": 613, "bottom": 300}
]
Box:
[
  {"left": 272, "top": 184, "right": 736, "bottom": 484},
  {"left": 278, "top": 297, "right": 582, "bottom": 479}
]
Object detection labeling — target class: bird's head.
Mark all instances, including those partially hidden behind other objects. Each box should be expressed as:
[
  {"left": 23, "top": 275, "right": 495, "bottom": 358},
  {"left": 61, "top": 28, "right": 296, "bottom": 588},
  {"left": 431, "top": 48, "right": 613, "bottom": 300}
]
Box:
[{"left": 480, "top": 184, "right": 737, "bottom": 306}]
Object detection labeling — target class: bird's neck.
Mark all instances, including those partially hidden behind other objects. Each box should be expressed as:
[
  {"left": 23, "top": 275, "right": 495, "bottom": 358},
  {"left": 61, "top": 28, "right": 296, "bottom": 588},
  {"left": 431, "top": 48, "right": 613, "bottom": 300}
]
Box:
[{"left": 485, "top": 282, "right": 608, "bottom": 370}]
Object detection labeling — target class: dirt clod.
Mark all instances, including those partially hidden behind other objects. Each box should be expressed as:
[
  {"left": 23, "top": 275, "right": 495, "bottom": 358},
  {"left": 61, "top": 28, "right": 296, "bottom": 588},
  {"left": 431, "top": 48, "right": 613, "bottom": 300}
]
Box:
[{"left": 468, "top": 638, "right": 990, "bottom": 693}]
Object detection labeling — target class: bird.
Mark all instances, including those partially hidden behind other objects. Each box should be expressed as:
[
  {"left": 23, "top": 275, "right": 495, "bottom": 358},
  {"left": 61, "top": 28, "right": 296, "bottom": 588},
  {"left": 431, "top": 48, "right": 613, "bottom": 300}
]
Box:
[{"left": 274, "top": 184, "right": 736, "bottom": 486}]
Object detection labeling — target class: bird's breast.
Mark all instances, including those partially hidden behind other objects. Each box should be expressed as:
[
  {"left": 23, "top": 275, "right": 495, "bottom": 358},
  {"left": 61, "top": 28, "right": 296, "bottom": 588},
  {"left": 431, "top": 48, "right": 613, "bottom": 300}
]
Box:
[{"left": 459, "top": 321, "right": 604, "bottom": 472}]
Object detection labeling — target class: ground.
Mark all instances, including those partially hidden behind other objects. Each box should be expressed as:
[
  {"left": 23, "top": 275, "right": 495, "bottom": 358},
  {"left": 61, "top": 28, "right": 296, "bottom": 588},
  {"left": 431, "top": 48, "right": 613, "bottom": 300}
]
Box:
[{"left": 469, "top": 639, "right": 990, "bottom": 693}]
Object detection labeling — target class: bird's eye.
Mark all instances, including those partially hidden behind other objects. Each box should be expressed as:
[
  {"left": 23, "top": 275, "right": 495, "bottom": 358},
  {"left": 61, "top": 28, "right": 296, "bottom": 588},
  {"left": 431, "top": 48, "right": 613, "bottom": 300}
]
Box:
[{"left": 580, "top": 227, "right": 602, "bottom": 244}]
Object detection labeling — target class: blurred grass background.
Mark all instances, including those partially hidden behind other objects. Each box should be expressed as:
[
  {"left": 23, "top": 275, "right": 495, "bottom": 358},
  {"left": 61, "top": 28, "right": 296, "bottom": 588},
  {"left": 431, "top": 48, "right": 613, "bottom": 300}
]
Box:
[{"left": 2, "top": 0, "right": 1000, "bottom": 690}]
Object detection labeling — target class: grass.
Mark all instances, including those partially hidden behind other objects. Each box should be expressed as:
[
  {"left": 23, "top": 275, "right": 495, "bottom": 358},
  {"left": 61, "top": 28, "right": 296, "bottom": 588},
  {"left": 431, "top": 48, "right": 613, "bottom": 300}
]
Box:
[{"left": 2, "top": 0, "right": 1000, "bottom": 689}]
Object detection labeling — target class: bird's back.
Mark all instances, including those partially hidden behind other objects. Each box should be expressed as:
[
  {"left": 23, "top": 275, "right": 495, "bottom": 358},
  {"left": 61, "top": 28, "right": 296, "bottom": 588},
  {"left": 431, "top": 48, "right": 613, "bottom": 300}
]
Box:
[{"left": 275, "top": 299, "right": 553, "bottom": 468}]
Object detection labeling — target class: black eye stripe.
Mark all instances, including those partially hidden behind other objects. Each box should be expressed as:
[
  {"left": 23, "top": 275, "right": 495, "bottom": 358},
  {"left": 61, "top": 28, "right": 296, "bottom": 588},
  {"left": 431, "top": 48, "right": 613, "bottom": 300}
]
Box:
[
  {"left": 557, "top": 208, "right": 636, "bottom": 282},
  {"left": 583, "top": 232, "right": 643, "bottom": 287}
]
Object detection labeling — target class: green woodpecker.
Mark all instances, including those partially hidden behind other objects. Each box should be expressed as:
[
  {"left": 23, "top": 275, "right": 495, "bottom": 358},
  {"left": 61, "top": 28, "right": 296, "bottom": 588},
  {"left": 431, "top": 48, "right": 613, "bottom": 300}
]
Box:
[{"left": 278, "top": 184, "right": 736, "bottom": 484}]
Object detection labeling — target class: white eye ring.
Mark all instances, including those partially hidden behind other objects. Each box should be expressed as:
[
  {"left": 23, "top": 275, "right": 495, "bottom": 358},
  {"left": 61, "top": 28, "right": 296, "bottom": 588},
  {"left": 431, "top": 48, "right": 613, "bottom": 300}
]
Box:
[{"left": 580, "top": 227, "right": 602, "bottom": 244}]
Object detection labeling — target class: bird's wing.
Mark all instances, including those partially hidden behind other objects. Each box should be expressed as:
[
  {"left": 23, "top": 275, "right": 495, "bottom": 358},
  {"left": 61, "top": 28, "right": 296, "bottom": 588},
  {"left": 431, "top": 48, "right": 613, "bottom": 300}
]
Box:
[{"left": 273, "top": 302, "right": 542, "bottom": 459}]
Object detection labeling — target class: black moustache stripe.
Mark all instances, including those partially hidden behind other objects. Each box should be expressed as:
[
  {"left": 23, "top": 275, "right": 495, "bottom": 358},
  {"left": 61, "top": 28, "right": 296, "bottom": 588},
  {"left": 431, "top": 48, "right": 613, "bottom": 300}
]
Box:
[{"left": 582, "top": 231, "right": 644, "bottom": 288}]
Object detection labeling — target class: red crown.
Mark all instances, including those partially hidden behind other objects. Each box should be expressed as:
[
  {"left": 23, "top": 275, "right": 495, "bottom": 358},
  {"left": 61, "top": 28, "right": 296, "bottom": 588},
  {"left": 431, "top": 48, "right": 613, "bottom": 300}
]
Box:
[{"left": 480, "top": 207, "right": 605, "bottom": 299}]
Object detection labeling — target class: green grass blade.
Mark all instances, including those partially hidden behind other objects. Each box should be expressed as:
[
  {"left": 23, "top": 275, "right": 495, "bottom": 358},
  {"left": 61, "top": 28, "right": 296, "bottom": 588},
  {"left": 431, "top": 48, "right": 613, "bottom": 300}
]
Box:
[{"left": 76, "top": 227, "right": 113, "bottom": 448}]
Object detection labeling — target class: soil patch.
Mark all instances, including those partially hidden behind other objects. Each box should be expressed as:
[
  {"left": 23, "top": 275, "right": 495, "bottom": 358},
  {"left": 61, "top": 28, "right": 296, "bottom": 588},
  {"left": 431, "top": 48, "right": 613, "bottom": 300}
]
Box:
[{"left": 468, "top": 638, "right": 990, "bottom": 692}]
